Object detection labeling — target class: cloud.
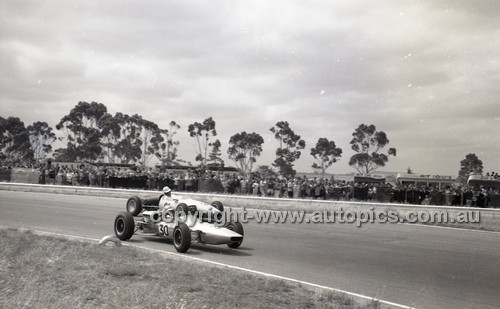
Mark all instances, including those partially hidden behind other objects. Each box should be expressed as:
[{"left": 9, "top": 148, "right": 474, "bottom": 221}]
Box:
[{"left": 1, "top": 0, "right": 499, "bottom": 175}]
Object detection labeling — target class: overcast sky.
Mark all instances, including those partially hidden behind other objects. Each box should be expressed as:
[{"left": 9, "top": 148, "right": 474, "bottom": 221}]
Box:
[{"left": 1, "top": 0, "right": 499, "bottom": 176}]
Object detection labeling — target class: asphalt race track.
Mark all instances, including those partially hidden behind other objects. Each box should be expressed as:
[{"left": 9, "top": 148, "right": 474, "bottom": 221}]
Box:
[{"left": 1, "top": 190, "right": 499, "bottom": 308}]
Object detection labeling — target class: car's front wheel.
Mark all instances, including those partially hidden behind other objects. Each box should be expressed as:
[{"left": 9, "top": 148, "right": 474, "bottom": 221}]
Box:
[
  {"left": 173, "top": 222, "right": 191, "bottom": 253},
  {"left": 225, "top": 221, "right": 244, "bottom": 248},
  {"left": 114, "top": 212, "right": 135, "bottom": 241}
]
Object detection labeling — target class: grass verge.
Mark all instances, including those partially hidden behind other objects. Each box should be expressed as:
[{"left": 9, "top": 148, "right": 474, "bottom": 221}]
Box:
[{"left": 0, "top": 228, "right": 381, "bottom": 309}]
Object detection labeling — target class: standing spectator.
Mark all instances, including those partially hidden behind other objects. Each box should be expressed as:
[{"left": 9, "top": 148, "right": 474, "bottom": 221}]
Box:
[
  {"left": 268, "top": 178, "right": 276, "bottom": 197},
  {"left": 47, "top": 168, "right": 56, "bottom": 185},
  {"left": 174, "top": 174, "right": 181, "bottom": 191},
  {"left": 55, "top": 168, "right": 63, "bottom": 185},
  {"left": 96, "top": 167, "right": 103, "bottom": 187},
  {"left": 66, "top": 169, "right": 73, "bottom": 186},
  {"left": 239, "top": 176, "right": 247, "bottom": 195},
  {"left": 300, "top": 180, "right": 307, "bottom": 199},
  {"left": 59, "top": 167, "right": 68, "bottom": 185},
  {"left": 234, "top": 175, "right": 241, "bottom": 194},
  {"left": 293, "top": 180, "right": 301, "bottom": 198},
  {"left": 79, "top": 166, "right": 89, "bottom": 186},
  {"left": 463, "top": 187, "right": 473, "bottom": 206},
  {"left": 444, "top": 186, "right": 453, "bottom": 206},
  {"left": 39, "top": 166, "right": 46, "bottom": 184},
  {"left": 319, "top": 182, "right": 327, "bottom": 200},
  {"left": 451, "top": 187, "right": 462, "bottom": 206},
  {"left": 252, "top": 178, "right": 260, "bottom": 195},
  {"left": 287, "top": 180, "right": 294, "bottom": 198},
  {"left": 475, "top": 187, "right": 487, "bottom": 208},
  {"left": 71, "top": 170, "right": 79, "bottom": 186},
  {"left": 312, "top": 181, "right": 320, "bottom": 199},
  {"left": 219, "top": 174, "right": 228, "bottom": 193},
  {"left": 227, "top": 175, "right": 236, "bottom": 194},
  {"left": 103, "top": 169, "right": 110, "bottom": 188},
  {"left": 259, "top": 179, "right": 268, "bottom": 197},
  {"left": 185, "top": 172, "right": 194, "bottom": 192}
]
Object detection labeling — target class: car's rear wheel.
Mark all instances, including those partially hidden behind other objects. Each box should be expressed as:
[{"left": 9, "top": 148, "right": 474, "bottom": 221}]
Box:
[
  {"left": 176, "top": 203, "right": 189, "bottom": 214},
  {"left": 126, "top": 196, "right": 142, "bottom": 216},
  {"left": 225, "top": 221, "right": 244, "bottom": 248},
  {"left": 211, "top": 201, "right": 224, "bottom": 212},
  {"left": 173, "top": 222, "right": 191, "bottom": 253},
  {"left": 114, "top": 212, "right": 135, "bottom": 241}
]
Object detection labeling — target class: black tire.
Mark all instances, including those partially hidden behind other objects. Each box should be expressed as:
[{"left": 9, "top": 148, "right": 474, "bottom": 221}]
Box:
[
  {"left": 126, "top": 196, "right": 143, "bottom": 216},
  {"left": 114, "top": 212, "right": 135, "bottom": 241},
  {"left": 225, "top": 221, "right": 244, "bottom": 248},
  {"left": 173, "top": 222, "right": 191, "bottom": 253},
  {"left": 211, "top": 201, "right": 224, "bottom": 212},
  {"left": 176, "top": 203, "right": 189, "bottom": 215}
]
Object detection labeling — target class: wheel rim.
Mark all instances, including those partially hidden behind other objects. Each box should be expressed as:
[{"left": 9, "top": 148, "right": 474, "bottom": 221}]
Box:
[
  {"left": 127, "top": 200, "right": 136, "bottom": 212},
  {"left": 116, "top": 218, "right": 125, "bottom": 235},
  {"left": 174, "top": 229, "right": 182, "bottom": 246}
]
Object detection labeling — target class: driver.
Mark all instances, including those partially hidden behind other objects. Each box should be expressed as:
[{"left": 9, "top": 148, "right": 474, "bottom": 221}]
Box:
[{"left": 159, "top": 186, "right": 174, "bottom": 211}]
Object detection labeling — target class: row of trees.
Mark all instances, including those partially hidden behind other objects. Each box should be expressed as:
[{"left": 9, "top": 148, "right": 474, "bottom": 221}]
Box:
[
  {"left": 6, "top": 100, "right": 463, "bottom": 180},
  {"left": 1, "top": 101, "right": 487, "bottom": 180},
  {"left": 0, "top": 117, "right": 55, "bottom": 165}
]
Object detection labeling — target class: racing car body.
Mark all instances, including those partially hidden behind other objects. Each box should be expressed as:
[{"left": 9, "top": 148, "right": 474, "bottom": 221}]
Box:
[{"left": 113, "top": 195, "right": 244, "bottom": 253}]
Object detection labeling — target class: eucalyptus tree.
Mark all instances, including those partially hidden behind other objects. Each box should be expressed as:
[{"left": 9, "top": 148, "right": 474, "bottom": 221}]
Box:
[
  {"left": 227, "top": 131, "right": 264, "bottom": 177},
  {"left": 270, "top": 121, "right": 305, "bottom": 178},
  {"left": 156, "top": 121, "right": 181, "bottom": 166},
  {"left": 458, "top": 153, "right": 483, "bottom": 182},
  {"left": 187, "top": 117, "right": 219, "bottom": 169},
  {"left": 129, "top": 114, "right": 163, "bottom": 167},
  {"left": 27, "top": 121, "right": 56, "bottom": 163},
  {"left": 348, "top": 124, "right": 396, "bottom": 175},
  {"left": 0, "top": 116, "right": 33, "bottom": 165},
  {"left": 55, "top": 101, "right": 107, "bottom": 161},
  {"left": 310, "top": 137, "right": 342, "bottom": 178}
]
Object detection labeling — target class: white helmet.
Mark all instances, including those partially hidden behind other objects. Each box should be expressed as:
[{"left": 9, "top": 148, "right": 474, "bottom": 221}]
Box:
[{"left": 163, "top": 186, "right": 171, "bottom": 196}]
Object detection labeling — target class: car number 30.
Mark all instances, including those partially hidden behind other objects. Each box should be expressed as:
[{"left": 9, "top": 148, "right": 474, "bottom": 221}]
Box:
[{"left": 159, "top": 223, "right": 169, "bottom": 236}]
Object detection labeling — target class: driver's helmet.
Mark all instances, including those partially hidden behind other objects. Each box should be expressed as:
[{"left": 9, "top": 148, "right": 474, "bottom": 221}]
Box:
[{"left": 162, "top": 186, "right": 172, "bottom": 197}]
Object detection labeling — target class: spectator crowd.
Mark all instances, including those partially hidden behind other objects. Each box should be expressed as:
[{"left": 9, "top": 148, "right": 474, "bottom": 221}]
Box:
[{"left": 1, "top": 162, "right": 498, "bottom": 208}]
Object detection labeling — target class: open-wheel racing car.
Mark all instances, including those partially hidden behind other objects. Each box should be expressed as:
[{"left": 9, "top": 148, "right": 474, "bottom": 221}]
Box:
[{"left": 113, "top": 191, "right": 244, "bottom": 253}]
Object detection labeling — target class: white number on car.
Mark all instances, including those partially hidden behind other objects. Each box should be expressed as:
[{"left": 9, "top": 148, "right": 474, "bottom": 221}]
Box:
[{"left": 159, "top": 223, "right": 169, "bottom": 236}]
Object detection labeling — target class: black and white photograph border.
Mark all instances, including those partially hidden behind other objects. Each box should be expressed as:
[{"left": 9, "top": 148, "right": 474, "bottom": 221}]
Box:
[{"left": 1, "top": 1, "right": 499, "bottom": 308}]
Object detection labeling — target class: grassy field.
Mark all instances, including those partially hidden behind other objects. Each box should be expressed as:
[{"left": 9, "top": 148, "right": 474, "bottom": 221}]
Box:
[{"left": 0, "top": 228, "right": 381, "bottom": 309}]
